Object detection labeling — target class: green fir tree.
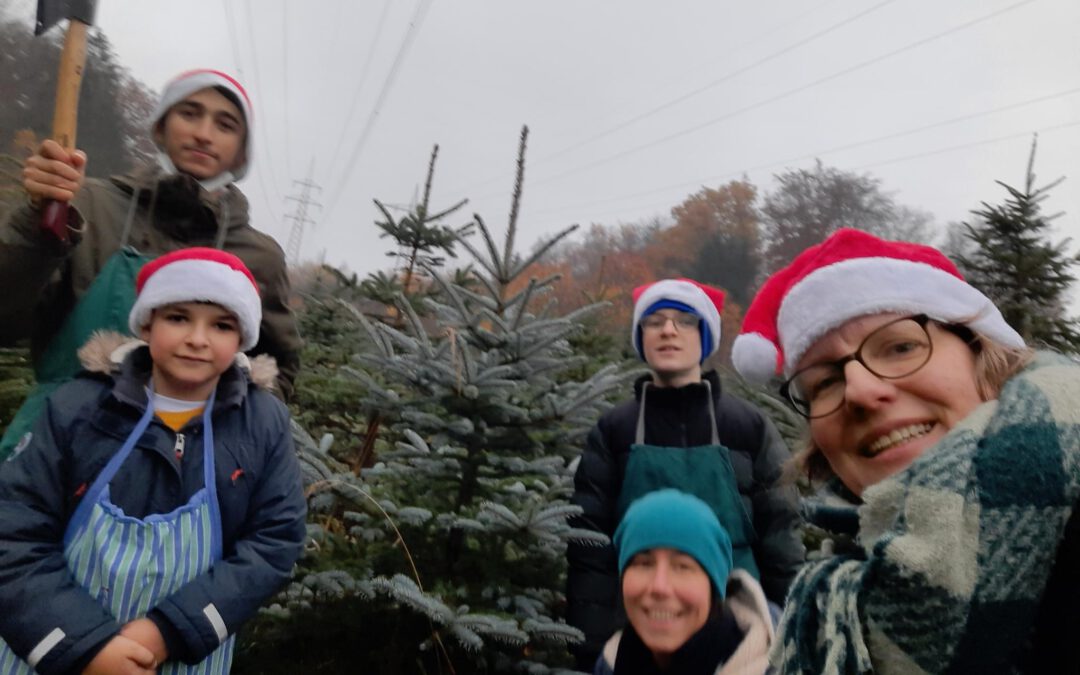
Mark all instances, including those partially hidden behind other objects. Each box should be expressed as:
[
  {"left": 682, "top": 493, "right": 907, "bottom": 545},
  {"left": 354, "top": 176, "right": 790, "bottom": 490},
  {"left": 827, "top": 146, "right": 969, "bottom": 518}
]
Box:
[
  {"left": 0, "top": 346, "right": 33, "bottom": 437},
  {"left": 287, "top": 265, "right": 381, "bottom": 474},
  {"left": 956, "top": 136, "right": 1080, "bottom": 353},
  {"left": 361, "top": 144, "right": 475, "bottom": 317},
  {"left": 245, "top": 127, "right": 636, "bottom": 674}
]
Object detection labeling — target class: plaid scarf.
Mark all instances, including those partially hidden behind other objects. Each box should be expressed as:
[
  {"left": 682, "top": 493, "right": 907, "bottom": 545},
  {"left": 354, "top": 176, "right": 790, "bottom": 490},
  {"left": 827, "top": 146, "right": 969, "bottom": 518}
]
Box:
[{"left": 772, "top": 352, "right": 1080, "bottom": 674}]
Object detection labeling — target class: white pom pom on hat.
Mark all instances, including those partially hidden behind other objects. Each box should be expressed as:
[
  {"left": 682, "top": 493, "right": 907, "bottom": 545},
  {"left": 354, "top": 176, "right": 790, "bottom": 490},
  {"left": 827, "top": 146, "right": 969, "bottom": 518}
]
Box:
[
  {"left": 732, "top": 228, "right": 1025, "bottom": 384},
  {"left": 128, "top": 247, "right": 262, "bottom": 351}
]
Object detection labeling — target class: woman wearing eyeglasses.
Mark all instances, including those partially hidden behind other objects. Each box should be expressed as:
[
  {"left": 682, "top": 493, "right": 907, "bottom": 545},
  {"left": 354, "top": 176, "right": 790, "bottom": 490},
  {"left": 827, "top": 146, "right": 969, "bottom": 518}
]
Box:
[
  {"left": 732, "top": 228, "right": 1080, "bottom": 673},
  {"left": 567, "top": 278, "right": 804, "bottom": 670}
]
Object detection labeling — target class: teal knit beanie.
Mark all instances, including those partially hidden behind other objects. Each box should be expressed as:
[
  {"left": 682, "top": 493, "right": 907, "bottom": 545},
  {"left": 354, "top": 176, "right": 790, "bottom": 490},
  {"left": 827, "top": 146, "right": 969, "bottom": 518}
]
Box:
[{"left": 614, "top": 489, "right": 734, "bottom": 599}]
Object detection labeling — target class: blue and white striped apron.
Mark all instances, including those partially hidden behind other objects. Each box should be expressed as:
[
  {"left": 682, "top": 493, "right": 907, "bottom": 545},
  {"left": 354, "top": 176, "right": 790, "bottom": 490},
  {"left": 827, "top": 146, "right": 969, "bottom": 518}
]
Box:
[{"left": 0, "top": 392, "right": 235, "bottom": 674}]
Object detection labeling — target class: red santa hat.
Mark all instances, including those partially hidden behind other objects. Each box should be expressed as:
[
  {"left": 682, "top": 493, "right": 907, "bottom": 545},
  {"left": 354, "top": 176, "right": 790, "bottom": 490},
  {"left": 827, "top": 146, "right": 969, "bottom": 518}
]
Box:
[
  {"left": 732, "top": 228, "right": 1025, "bottom": 384},
  {"left": 129, "top": 247, "right": 262, "bottom": 351},
  {"left": 151, "top": 69, "right": 253, "bottom": 181},
  {"left": 631, "top": 278, "right": 725, "bottom": 362}
]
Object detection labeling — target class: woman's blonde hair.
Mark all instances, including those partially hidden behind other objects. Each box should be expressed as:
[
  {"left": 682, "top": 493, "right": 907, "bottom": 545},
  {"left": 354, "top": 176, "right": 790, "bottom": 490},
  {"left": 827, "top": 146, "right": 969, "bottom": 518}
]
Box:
[{"left": 788, "top": 326, "right": 1035, "bottom": 486}]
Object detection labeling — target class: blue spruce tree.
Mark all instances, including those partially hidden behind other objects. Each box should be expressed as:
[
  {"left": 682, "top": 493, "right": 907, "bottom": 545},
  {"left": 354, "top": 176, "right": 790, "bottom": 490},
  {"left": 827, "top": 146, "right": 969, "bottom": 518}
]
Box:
[{"left": 276, "top": 127, "right": 635, "bottom": 673}]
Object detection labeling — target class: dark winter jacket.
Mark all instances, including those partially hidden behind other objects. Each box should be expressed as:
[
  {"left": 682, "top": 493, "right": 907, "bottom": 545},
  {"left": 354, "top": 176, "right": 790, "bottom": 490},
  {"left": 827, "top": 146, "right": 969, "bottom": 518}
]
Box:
[
  {"left": 1026, "top": 500, "right": 1080, "bottom": 672},
  {"left": 0, "top": 334, "right": 307, "bottom": 675},
  {"left": 0, "top": 165, "right": 302, "bottom": 397},
  {"left": 567, "top": 371, "right": 803, "bottom": 667}
]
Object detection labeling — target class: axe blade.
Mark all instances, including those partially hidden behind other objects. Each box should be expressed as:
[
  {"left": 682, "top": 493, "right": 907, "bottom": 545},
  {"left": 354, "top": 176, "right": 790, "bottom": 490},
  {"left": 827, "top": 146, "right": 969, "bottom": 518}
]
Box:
[{"left": 35, "top": 0, "right": 98, "bottom": 36}]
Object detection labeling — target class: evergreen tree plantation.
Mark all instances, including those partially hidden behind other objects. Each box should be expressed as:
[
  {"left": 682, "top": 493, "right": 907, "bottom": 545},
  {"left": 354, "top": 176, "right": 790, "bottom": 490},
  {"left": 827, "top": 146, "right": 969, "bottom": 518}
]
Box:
[
  {"left": 2, "top": 17, "right": 1077, "bottom": 669},
  {"left": 239, "top": 128, "right": 637, "bottom": 674}
]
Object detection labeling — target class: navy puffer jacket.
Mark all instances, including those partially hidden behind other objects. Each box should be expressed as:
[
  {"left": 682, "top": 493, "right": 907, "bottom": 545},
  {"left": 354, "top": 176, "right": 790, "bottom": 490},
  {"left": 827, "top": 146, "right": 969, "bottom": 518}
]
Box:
[{"left": 0, "top": 336, "right": 306, "bottom": 674}]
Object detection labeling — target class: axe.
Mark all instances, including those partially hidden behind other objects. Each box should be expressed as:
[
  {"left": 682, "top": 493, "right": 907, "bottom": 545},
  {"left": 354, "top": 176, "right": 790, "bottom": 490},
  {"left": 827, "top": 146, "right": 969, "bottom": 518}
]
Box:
[{"left": 34, "top": 0, "right": 97, "bottom": 242}]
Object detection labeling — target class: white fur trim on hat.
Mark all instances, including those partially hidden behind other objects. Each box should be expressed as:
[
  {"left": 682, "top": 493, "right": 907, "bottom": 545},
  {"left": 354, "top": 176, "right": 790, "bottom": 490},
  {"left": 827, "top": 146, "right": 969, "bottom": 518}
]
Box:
[
  {"left": 777, "top": 257, "right": 1025, "bottom": 374},
  {"left": 731, "top": 332, "right": 779, "bottom": 385},
  {"left": 152, "top": 69, "right": 253, "bottom": 184},
  {"left": 128, "top": 259, "right": 262, "bottom": 351},
  {"left": 631, "top": 279, "right": 722, "bottom": 358}
]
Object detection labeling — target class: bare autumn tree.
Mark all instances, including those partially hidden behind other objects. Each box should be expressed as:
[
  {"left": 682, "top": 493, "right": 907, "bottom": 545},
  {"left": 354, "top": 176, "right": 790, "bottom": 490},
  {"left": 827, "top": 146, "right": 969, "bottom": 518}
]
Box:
[
  {"left": 549, "top": 218, "right": 665, "bottom": 283},
  {"left": 0, "top": 17, "right": 156, "bottom": 189},
  {"left": 655, "top": 180, "right": 762, "bottom": 306},
  {"left": 0, "top": 153, "right": 21, "bottom": 204},
  {"left": 760, "top": 160, "right": 936, "bottom": 273},
  {"left": 535, "top": 217, "right": 665, "bottom": 330},
  {"left": 0, "top": 13, "right": 157, "bottom": 441}
]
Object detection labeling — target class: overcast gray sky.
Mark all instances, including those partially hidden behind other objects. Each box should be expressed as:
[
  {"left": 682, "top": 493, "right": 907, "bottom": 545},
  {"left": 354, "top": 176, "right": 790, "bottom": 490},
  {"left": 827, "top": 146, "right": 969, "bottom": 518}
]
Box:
[{"left": 10, "top": 0, "right": 1080, "bottom": 277}]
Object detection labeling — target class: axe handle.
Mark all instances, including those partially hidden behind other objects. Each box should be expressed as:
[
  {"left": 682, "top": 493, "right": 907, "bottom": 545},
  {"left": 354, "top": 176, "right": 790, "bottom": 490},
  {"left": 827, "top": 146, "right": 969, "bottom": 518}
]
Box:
[
  {"left": 52, "top": 18, "right": 88, "bottom": 147},
  {"left": 41, "top": 18, "right": 89, "bottom": 242}
]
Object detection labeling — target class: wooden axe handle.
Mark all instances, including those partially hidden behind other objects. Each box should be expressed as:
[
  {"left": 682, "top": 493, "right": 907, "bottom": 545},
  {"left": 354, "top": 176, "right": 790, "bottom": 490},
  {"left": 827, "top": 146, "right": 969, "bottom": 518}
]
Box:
[
  {"left": 52, "top": 18, "right": 88, "bottom": 147},
  {"left": 41, "top": 19, "right": 89, "bottom": 242}
]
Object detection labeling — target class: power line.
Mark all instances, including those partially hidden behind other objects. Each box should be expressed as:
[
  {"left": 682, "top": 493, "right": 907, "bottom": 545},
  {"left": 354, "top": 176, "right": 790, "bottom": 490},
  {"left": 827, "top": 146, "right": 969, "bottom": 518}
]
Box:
[
  {"left": 323, "top": 0, "right": 434, "bottom": 221},
  {"left": 280, "top": 0, "right": 295, "bottom": 179},
  {"left": 502, "top": 0, "right": 1039, "bottom": 196},
  {"left": 529, "top": 87, "right": 1080, "bottom": 218},
  {"left": 221, "top": 0, "right": 283, "bottom": 234},
  {"left": 254, "top": 168, "right": 286, "bottom": 234},
  {"left": 242, "top": 0, "right": 286, "bottom": 195},
  {"left": 539, "top": 0, "right": 900, "bottom": 164},
  {"left": 285, "top": 159, "right": 323, "bottom": 265},
  {"left": 445, "top": 0, "right": 866, "bottom": 196},
  {"left": 323, "top": 0, "right": 393, "bottom": 182},
  {"left": 525, "top": 120, "right": 1080, "bottom": 233},
  {"left": 853, "top": 119, "right": 1080, "bottom": 171},
  {"left": 320, "top": 0, "right": 349, "bottom": 158},
  {"left": 220, "top": 0, "right": 246, "bottom": 80}
]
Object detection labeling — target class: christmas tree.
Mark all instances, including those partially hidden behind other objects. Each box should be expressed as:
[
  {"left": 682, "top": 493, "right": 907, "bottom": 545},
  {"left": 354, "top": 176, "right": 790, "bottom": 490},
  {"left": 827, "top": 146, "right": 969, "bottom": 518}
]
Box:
[
  {"left": 361, "top": 144, "right": 475, "bottom": 316},
  {"left": 256, "top": 127, "right": 636, "bottom": 674},
  {"left": 956, "top": 136, "right": 1080, "bottom": 353}
]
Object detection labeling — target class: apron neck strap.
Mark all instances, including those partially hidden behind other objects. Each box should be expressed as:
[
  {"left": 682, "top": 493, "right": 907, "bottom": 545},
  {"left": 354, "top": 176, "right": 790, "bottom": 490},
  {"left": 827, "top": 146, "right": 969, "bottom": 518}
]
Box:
[
  {"left": 200, "top": 391, "right": 223, "bottom": 561},
  {"left": 63, "top": 386, "right": 157, "bottom": 546},
  {"left": 119, "top": 186, "right": 142, "bottom": 248},
  {"left": 635, "top": 382, "right": 650, "bottom": 445},
  {"left": 214, "top": 197, "right": 229, "bottom": 249},
  {"left": 702, "top": 378, "right": 720, "bottom": 446},
  {"left": 634, "top": 378, "right": 720, "bottom": 446}
]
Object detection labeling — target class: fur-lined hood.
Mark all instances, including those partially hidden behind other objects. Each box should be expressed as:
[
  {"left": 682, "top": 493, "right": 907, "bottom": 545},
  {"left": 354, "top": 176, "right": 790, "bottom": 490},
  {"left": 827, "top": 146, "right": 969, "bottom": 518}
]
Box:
[{"left": 77, "top": 330, "right": 279, "bottom": 390}]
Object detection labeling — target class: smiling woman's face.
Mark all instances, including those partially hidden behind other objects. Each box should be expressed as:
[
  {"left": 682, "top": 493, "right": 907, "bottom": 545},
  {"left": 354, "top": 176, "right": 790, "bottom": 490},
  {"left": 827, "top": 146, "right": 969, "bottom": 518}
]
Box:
[
  {"left": 622, "top": 547, "right": 711, "bottom": 665},
  {"left": 799, "top": 313, "right": 984, "bottom": 495}
]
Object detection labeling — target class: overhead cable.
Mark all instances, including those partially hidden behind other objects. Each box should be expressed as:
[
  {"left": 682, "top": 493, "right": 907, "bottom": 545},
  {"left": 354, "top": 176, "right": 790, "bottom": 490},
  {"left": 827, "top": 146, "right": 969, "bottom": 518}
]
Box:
[
  {"left": 323, "top": 0, "right": 434, "bottom": 221},
  {"left": 323, "top": 0, "right": 394, "bottom": 183},
  {"left": 518, "top": 0, "right": 1039, "bottom": 193},
  {"left": 530, "top": 86, "right": 1080, "bottom": 218},
  {"left": 525, "top": 120, "right": 1080, "bottom": 233}
]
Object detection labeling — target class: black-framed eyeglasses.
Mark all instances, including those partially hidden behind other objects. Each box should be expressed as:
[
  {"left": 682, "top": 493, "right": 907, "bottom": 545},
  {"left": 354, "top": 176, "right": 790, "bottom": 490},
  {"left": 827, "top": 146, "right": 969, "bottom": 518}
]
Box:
[
  {"left": 779, "top": 314, "right": 934, "bottom": 419},
  {"left": 640, "top": 311, "right": 699, "bottom": 333}
]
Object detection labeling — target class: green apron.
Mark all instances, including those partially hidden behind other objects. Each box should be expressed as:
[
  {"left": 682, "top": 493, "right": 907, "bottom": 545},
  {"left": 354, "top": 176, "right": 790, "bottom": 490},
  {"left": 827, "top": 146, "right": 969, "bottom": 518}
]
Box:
[
  {"left": 616, "top": 380, "right": 761, "bottom": 579},
  {"left": 0, "top": 247, "right": 151, "bottom": 460}
]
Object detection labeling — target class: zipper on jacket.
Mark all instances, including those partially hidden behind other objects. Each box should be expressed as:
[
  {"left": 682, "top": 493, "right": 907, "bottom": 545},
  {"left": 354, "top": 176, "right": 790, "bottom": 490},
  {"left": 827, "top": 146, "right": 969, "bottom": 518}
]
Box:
[{"left": 174, "top": 433, "right": 186, "bottom": 460}]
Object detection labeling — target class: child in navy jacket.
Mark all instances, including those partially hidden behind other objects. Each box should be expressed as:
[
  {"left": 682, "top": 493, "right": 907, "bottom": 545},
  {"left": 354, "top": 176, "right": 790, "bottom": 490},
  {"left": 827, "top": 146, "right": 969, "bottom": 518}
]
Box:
[{"left": 0, "top": 248, "right": 306, "bottom": 675}]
